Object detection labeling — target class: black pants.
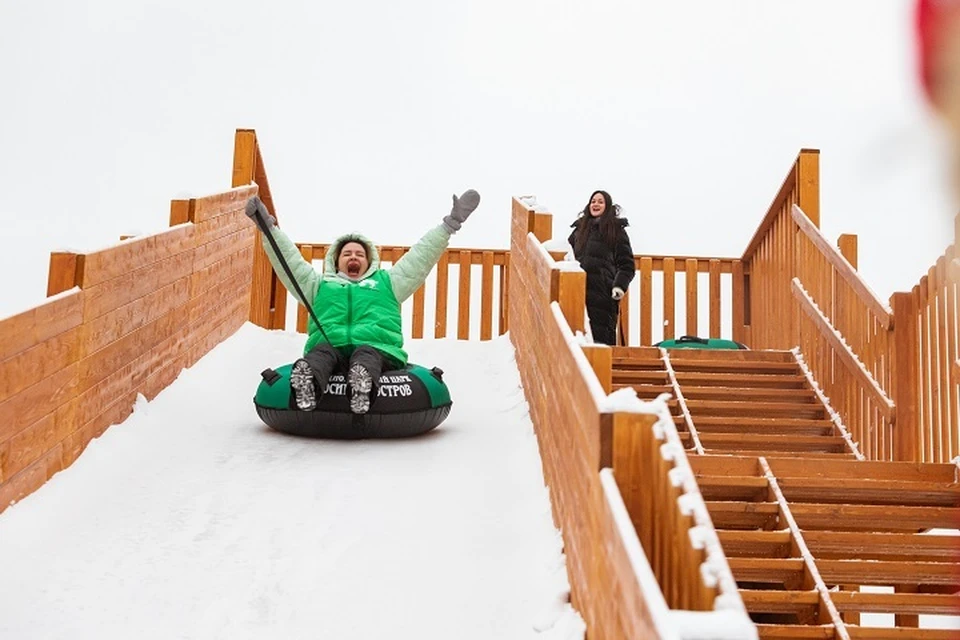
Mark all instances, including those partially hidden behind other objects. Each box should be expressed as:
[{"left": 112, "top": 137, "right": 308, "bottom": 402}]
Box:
[
  {"left": 303, "top": 344, "right": 398, "bottom": 401},
  {"left": 587, "top": 305, "right": 618, "bottom": 346}
]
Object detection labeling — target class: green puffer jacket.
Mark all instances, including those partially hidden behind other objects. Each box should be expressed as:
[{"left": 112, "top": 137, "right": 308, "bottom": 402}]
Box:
[{"left": 260, "top": 225, "right": 453, "bottom": 366}]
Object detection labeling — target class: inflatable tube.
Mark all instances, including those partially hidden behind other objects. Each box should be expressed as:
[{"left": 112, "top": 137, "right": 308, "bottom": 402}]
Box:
[
  {"left": 254, "top": 363, "right": 452, "bottom": 439},
  {"left": 653, "top": 335, "right": 749, "bottom": 350}
]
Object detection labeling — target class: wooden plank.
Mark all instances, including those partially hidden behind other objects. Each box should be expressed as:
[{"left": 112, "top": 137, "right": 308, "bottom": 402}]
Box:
[
  {"left": 457, "top": 250, "right": 471, "bottom": 340},
  {"left": 797, "top": 149, "right": 820, "bottom": 227},
  {"left": 434, "top": 252, "right": 449, "bottom": 338},
  {"left": 23, "top": 301, "right": 80, "bottom": 360},
  {"left": 830, "top": 591, "right": 960, "bottom": 615},
  {"left": 846, "top": 627, "right": 960, "bottom": 640},
  {"left": 0, "top": 446, "right": 63, "bottom": 516},
  {"left": 47, "top": 252, "right": 81, "bottom": 296},
  {"left": 169, "top": 198, "right": 192, "bottom": 226},
  {"left": 82, "top": 251, "right": 195, "bottom": 321},
  {"left": 792, "top": 278, "right": 895, "bottom": 419},
  {"left": 837, "top": 234, "right": 858, "bottom": 269},
  {"left": 663, "top": 257, "right": 676, "bottom": 341},
  {"left": 81, "top": 278, "right": 191, "bottom": 358},
  {"left": 480, "top": 251, "right": 494, "bottom": 340},
  {"left": 726, "top": 557, "right": 805, "bottom": 587},
  {"left": 231, "top": 129, "right": 257, "bottom": 188},
  {"left": 816, "top": 559, "right": 960, "bottom": 586},
  {"left": 581, "top": 345, "right": 612, "bottom": 394},
  {"left": 640, "top": 257, "right": 652, "bottom": 345},
  {"left": 789, "top": 503, "right": 960, "bottom": 532},
  {"left": 0, "top": 364, "right": 79, "bottom": 444},
  {"left": 709, "top": 259, "right": 721, "bottom": 338},
  {"left": 557, "top": 270, "right": 586, "bottom": 335},
  {"left": 732, "top": 259, "right": 745, "bottom": 343},
  {"left": 891, "top": 291, "right": 920, "bottom": 462},
  {"left": 755, "top": 624, "right": 834, "bottom": 639},
  {"left": 80, "top": 225, "right": 196, "bottom": 288},
  {"left": 500, "top": 254, "right": 509, "bottom": 334},
  {"left": 1, "top": 400, "right": 77, "bottom": 480},
  {"left": 739, "top": 589, "right": 819, "bottom": 614},
  {"left": 686, "top": 259, "right": 698, "bottom": 336},
  {"left": 792, "top": 205, "right": 891, "bottom": 328},
  {"left": 0, "top": 326, "right": 81, "bottom": 404},
  {"left": 765, "top": 457, "right": 957, "bottom": 482},
  {"left": 715, "top": 530, "right": 791, "bottom": 558},
  {"left": 704, "top": 501, "right": 780, "bottom": 529},
  {"left": 191, "top": 185, "right": 257, "bottom": 224},
  {"left": 776, "top": 476, "right": 960, "bottom": 507},
  {"left": 802, "top": 531, "right": 960, "bottom": 562}
]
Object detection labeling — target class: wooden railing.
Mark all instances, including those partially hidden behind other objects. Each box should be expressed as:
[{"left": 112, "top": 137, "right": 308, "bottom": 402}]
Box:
[
  {"left": 267, "top": 244, "right": 511, "bottom": 341},
  {"left": 1, "top": 185, "right": 257, "bottom": 513},
  {"left": 509, "top": 197, "right": 755, "bottom": 639}
]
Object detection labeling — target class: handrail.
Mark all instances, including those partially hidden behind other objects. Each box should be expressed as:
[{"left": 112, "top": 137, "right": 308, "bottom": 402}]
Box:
[
  {"left": 792, "top": 278, "right": 895, "bottom": 419},
  {"left": 792, "top": 205, "right": 893, "bottom": 329}
]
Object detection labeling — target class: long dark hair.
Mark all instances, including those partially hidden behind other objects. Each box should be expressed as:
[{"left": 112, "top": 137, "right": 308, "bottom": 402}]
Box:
[{"left": 572, "top": 189, "right": 622, "bottom": 254}]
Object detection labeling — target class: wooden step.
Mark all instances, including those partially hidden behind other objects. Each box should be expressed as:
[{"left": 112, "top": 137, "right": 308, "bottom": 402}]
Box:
[
  {"left": 692, "top": 417, "right": 837, "bottom": 437},
  {"left": 673, "top": 371, "right": 809, "bottom": 389},
  {"left": 716, "top": 530, "right": 792, "bottom": 558},
  {"left": 685, "top": 399, "right": 825, "bottom": 419},
  {"left": 697, "top": 475, "right": 770, "bottom": 501},
  {"left": 755, "top": 625, "right": 834, "bottom": 639},
  {"left": 765, "top": 458, "right": 959, "bottom": 483},
  {"left": 706, "top": 501, "right": 781, "bottom": 529},
  {"left": 777, "top": 477, "right": 960, "bottom": 507},
  {"left": 789, "top": 503, "right": 960, "bottom": 532},
  {"left": 845, "top": 626, "right": 960, "bottom": 639},
  {"left": 740, "top": 589, "right": 819, "bottom": 615},
  {"left": 802, "top": 531, "right": 960, "bottom": 562},
  {"left": 611, "top": 383, "right": 673, "bottom": 398},
  {"left": 611, "top": 370, "right": 669, "bottom": 384},
  {"left": 816, "top": 559, "right": 960, "bottom": 588},
  {"left": 670, "top": 359, "right": 800, "bottom": 375},
  {"left": 667, "top": 348, "right": 796, "bottom": 363},
  {"left": 682, "top": 386, "right": 819, "bottom": 403},
  {"left": 699, "top": 434, "right": 850, "bottom": 454},
  {"left": 727, "top": 557, "right": 806, "bottom": 588},
  {"left": 830, "top": 590, "right": 960, "bottom": 616}
]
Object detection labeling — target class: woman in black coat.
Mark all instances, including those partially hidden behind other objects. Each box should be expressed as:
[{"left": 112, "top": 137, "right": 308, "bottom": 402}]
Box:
[{"left": 568, "top": 190, "right": 636, "bottom": 345}]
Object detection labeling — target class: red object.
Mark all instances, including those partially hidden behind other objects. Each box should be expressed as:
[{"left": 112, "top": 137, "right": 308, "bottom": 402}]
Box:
[{"left": 916, "top": 0, "right": 960, "bottom": 102}]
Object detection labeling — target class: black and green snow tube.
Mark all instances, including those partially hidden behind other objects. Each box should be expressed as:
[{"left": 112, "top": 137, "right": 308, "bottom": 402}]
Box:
[
  {"left": 254, "top": 363, "right": 452, "bottom": 439},
  {"left": 654, "top": 335, "right": 749, "bottom": 350}
]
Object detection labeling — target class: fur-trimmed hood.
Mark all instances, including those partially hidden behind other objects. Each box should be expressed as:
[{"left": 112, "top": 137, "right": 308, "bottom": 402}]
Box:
[{"left": 324, "top": 232, "right": 380, "bottom": 279}]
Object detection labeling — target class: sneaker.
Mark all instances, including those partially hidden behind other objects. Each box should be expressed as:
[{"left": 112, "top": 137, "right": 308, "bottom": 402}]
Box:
[
  {"left": 348, "top": 362, "right": 372, "bottom": 414},
  {"left": 290, "top": 359, "right": 317, "bottom": 411}
]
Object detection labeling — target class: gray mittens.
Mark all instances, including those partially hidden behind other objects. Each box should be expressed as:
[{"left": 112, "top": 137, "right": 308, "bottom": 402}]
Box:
[
  {"left": 442, "top": 189, "right": 480, "bottom": 234},
  {"left": 245, "top": 196, "right": 276, "bottom": 228}
]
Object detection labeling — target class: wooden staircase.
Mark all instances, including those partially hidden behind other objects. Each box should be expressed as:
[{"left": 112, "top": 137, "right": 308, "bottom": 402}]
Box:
[
  {"left": 611, "top": 347, "right": 960, "bottom": 638},
  {"left": 612, "top": 347, "right": 859, "bottom": 458}
]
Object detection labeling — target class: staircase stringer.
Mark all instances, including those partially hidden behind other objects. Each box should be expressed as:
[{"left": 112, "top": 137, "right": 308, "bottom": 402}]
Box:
[
  {"left": 790, "top": 347, "right": 865, "bottom": 461},
  {"left": 660, "top": 347, "right": 705, "bottom": 455},
  {"left": 758, "top": 456, "right": 850, "bottom": 639}
]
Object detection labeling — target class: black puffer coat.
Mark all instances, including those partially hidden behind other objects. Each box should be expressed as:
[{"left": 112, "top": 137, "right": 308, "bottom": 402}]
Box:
[{"left": 568, "top": 217, "right": 636, "bottom": 345}]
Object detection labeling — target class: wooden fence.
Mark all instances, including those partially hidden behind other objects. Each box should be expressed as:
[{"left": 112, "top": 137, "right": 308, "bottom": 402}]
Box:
[
  {"left": 0, "top": 185, "right": 257, "bottom": 513},
  {"left": 509, "top": 197, "right": 754, "bottom": 639}
]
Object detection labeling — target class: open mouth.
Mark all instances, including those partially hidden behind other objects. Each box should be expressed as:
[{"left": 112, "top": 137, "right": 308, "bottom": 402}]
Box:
[{"left": 347, "top": 262, "right": 361, "bottom": 276}]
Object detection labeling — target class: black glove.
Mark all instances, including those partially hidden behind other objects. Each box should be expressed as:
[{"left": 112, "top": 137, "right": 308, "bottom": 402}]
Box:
[{"left": 245, "top": 196, "right": 276, "bottom": 228}]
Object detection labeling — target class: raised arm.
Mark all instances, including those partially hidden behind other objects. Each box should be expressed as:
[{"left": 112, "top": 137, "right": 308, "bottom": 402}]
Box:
[
  {"left": 245, "top": 196, "right": 321, "bottom": 307},
  {"left": 390, "top": 190, "right": 480, "bottom": 302}
]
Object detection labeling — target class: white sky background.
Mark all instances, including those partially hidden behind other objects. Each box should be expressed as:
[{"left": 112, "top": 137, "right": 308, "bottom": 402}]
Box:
[{"left": 0, "top": 0, "right": 957, "bottom": 320}]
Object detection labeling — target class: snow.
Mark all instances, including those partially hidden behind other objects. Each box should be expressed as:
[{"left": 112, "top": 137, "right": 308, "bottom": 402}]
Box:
[
  {"left": 1, "top": 0, "right": 958, "bottom": 637},
  {"left": 0, "top": 328, "right": 583, "bottom": 639}
]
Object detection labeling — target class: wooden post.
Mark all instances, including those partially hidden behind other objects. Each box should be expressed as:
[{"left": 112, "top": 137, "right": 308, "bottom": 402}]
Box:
[
  {"left": 555, "top": 270, "right": 586, "bottom": 335},
  {"left": 891, "top": 291, "right": 920, "bottom": 462},
  {"left": 47, "top": 252, "right": 82, "bottom": 296},
  {"left": 837, "top": 234, "right": 858, "bottom": 268},
  {"left": 233, "top": 129, "right": 274, "bottom": 329},
  {"left": 169, "top": 199, "right": 193, "bottom": 226},
  {"left": 797, "top": 149, "right": 820, "bottom": 228},
  {"left": 531, "top": 212, "right": 553, "bottom": 243},
  {"left": 581, "top": 344, "right": 612, "bottom": 394}
]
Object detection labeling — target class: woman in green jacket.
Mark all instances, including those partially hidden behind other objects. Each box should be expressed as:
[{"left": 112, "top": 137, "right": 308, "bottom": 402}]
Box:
[{"left": 244, "top": 190, "right": 480, "bottom": 414}]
